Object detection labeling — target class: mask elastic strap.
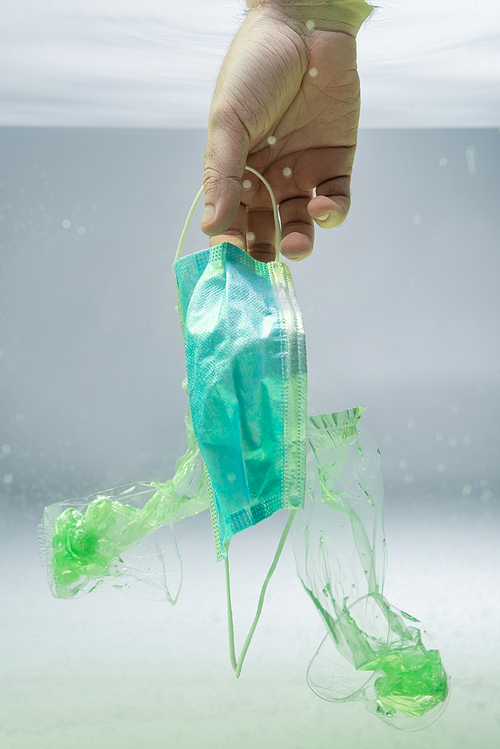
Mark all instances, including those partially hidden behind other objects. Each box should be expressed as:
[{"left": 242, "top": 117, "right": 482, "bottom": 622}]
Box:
[
  {"left": 174, "top": 166, "right": 282, "bottom": 263},
  {"left": 225, "top": 508, "right": 297, "bottom": 679}
]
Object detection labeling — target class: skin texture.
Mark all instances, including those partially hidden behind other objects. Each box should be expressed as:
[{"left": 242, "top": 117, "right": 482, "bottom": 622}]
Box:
[{"left": 201, "top": 5, "right": 362, "bottom": 262}]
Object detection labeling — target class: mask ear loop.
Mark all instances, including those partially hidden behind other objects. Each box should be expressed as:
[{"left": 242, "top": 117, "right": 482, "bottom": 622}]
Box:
[
  {"left": 174, "top": 166, "right": 282, "bottom": 263},
  {"left": 174, "top": 167, "right": 288, "bottom": 677},
  {"left": 225, "top": 508, "right": 297, "bottom": 678}
]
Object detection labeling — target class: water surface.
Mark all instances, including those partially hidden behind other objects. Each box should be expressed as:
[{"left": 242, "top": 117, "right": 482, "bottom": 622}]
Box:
[{"left": 1, "top": 0, "right": 499, "bottom": 127}]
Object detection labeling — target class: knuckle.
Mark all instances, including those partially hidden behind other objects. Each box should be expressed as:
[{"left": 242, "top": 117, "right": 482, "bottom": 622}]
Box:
[
  {"left": 202, "top": 166, "right": 242, "bottom": 201},
  {"left": 202, "top": 165, "right": 226, "bottom": 191}
]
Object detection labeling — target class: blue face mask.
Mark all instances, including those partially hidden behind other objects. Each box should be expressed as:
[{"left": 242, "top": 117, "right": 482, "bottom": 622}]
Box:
[{"left": 173, "top": 168, "right": 307, "bottom": 560}]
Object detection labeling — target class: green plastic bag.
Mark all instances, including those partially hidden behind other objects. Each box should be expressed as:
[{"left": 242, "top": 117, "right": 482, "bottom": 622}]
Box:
[{"left": 292, "top": 409, "right": 450, "bottom": 730}]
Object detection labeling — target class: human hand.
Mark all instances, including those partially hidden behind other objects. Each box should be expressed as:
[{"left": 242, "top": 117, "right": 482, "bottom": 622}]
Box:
[{"left": 201, "top": 3, "right": 369, "bottom": 262}]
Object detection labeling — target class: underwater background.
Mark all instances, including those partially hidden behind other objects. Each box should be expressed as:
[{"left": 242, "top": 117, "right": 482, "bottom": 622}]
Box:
[
  {"left": 1, "top": 125, "right": 499, "bottom": 749},
  {"left": 1, "top": 2, "right": 500, "bottom": 748}
]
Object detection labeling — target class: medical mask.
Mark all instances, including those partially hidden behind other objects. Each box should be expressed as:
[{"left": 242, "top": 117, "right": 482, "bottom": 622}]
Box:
[{"left": 173, "top": 167, "right": 308, "bottom": 560}]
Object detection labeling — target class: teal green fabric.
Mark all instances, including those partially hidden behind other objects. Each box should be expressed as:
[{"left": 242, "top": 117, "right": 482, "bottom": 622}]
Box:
[{"left": 174, "top": 241, "right": 307, "bottom": 560}]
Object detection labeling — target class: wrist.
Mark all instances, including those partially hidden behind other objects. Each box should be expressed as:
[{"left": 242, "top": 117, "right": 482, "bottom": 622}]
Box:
[{"left": 245, "top": 1, "right": 373, "bottom": 36}]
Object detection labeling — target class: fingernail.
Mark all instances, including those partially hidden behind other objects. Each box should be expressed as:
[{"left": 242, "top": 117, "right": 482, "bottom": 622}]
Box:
[
  {"left": 316, "top": 213, "right": 329, "bottom": 221},
  {"left": 202, "top": 205, "right": 215, "bottom": 225}
]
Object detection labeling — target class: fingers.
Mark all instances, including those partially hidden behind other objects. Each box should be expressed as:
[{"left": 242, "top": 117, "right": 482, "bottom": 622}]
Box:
[
  {"left": 235, "top": 173, "right": 350, "bottom": 263},
  {"left": 245, "top": 197, "right": 315, "bottom": 263},
  {"left": 244, "top": 170, "right": 351, "bottom": 262},
  {"left": 201, "top": 112, "right": 250, "bottom": 237},
  {"left": 277, "top": 151, "right": 353, "bottom": 232},
  {"left": 308, "top": 176, "right": 351, "bottom": 229},
  {"left": 279, "top": 197, "right": 314, "bottom": 261},
  {"left": 208, "top": 203, "right": 247, "bottom": 250},
  {"left": 208, "top": 202, "right": 279, "bottom": 263},
  {"left": 249, "top": 154, "right": 352, "bottom": 260},
  {"left": 240, "top": 165, "right": 315, "bottom": 262},
  {"left": 245, "top": 207, "right": 277, "bottom": 263},
  {"left": 202, "top": 139, "right": 353, "bottom": 261}
]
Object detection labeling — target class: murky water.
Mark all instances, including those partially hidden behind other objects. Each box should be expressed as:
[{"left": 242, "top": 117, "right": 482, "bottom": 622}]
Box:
[{"left": 1, "top": 0, "right": 499, "bottom": 127}]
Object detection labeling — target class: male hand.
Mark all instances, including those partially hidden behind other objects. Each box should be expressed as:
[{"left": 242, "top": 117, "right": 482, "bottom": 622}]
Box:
[{"left": 201, "top": 3, "right": 367, "bottom": 262}]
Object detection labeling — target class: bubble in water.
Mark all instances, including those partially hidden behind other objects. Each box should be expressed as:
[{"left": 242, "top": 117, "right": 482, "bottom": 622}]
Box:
[
  {"left": 439, "top": 158, "right": 447, "bottom": 166},
  {"left": 15, "top": 413, "right": 24, "bottom": 422},
  {"left": 242, "top": 179, "right": 252, "bottom": 189},
  {"left": 246, "top": 232, "right": 255, "bottom": 243},
  {"left": 62, "top": 220, "right": 71, "bottom": 228},
  {"left": 77, "top": 227, "right": 86, "bottom": 236},
  {"left": 306, "top": 19, "right": 315, "bottom": 30},
  {"left": 2, "top": 444, "right": 11, "bottom": 454},
  {"left": 3, "top": 474, "right": 13, "bottom": 484},
  {"left": 309, "top": 67, "right": 318, "bottom": 78},
  {"left": 465, "top": 145, "right": 477, "bottom": 174},
  {"left": 283, "top": 167, "right": 292, "bottom": 178},
  {"left": 267, "top": 135, "right": 277, "bottom": 146}
]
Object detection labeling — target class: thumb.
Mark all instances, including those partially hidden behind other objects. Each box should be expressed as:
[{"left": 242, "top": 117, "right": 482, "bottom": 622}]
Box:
[{"left": 201, "top": 112, "right": 250, "bottom": 236}]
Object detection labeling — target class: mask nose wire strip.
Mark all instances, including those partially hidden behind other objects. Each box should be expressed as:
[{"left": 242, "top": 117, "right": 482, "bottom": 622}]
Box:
[{"left": 174, "top": 167, "right": 282, "bottom": 263}]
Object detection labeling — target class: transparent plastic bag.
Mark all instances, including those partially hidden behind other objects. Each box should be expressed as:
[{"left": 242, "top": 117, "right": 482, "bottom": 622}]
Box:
[
  {"left": 38, "top": 394, "right": 209, "bottom": 603},
  {"left": 292, "top": 410, "right": 450, "bottom": 730}
]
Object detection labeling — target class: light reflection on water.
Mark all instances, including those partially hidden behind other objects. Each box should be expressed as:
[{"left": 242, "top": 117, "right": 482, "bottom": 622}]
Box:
[{"left": 0, "top": 0, "right": 499, "bottom": 127}]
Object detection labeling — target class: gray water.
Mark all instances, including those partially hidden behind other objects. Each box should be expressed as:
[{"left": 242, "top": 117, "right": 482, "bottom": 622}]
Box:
[
  {"left": 1, "top": 2, "right": 500, "bottom": 747},
  {"left": 1, "top": 127, "right": 499, "bottom": 748}
]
